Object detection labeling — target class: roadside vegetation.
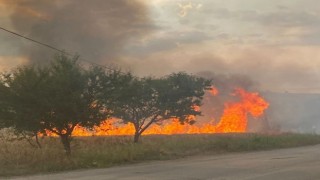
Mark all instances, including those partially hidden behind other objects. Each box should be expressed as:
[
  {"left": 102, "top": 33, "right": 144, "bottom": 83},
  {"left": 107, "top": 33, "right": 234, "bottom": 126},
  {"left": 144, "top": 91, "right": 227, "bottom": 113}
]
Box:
[
  {"left": 1, "top": 133, "right": 320, "bottom": 177},
  {"left": 1, "top": 54, "right": 320, "bottom": 177},
  {"left": 0, "top": 54, "right": 211, "bottom": 155}
]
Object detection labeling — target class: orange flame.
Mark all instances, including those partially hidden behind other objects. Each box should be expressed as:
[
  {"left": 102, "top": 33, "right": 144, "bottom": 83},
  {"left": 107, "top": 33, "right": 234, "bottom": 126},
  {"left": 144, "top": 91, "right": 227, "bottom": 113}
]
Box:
[
  {"left": 68, "top": 88, "right": 269, "bottom": 136},
  {"left": 214, "top": 88, "right": 269, "bottom": 133}
]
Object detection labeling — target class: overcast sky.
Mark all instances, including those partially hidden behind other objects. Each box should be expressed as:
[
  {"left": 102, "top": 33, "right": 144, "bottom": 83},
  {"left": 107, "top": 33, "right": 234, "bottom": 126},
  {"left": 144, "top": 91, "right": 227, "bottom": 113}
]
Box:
[{"left": 1, "top": 0, "right": 320, "bottom": 93}]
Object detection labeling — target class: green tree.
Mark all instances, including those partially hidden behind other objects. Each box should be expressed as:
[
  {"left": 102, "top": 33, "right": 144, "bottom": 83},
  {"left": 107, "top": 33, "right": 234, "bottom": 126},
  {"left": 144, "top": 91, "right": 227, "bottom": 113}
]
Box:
[
  {"left": 0, "top": 74, "right": 11, "bottom": 129},
  {"left": 110, "top": 72, "right": 212, "bottom": 143},
  {"left": 1, "top": 54, "right": 117, "bottom": 155},
  {"left": 0, "top": 66, "right": 50, "bottom": 147},
  {"left": 40, "top": 54, "right": 111, "bottom": 155}
]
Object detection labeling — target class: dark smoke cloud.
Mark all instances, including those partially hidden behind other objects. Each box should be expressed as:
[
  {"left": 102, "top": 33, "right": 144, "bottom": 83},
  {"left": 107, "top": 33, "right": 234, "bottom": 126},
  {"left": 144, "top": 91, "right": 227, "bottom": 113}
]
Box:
[{"left": 1, "top": 0, "right": 154, "bottom": 64}]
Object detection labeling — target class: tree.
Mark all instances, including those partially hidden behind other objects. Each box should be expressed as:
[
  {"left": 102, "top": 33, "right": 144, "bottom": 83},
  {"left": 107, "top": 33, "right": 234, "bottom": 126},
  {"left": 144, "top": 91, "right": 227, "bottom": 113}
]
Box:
[
  {"left": 39, "top": 54, "right": 112, "bottom": 155},
  {"left": 0, "top": 66, "right": 50, "bottom": 147},
  {"left": 0, "top": 75, "right": 11, "bottom": 129},
  {"left": 1, "top": 54, "right": 117, "bottom": 155},
  {"left": 110, "top": 72, "right": 212, "bottom": 143}
]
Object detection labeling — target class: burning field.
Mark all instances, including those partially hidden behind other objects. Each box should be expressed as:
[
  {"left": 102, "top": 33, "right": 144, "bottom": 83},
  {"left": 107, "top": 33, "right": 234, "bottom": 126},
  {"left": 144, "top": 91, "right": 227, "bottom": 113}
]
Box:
[
  {"left": 2, "top": 0, "right": 320, "bottom": 178},
  {"left": 69, "top": 87, "right": 269, "bottom": 136}
]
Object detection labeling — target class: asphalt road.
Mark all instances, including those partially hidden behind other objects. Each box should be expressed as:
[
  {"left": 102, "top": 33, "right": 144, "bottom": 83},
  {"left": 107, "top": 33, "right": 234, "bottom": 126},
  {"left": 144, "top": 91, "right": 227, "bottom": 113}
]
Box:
[{"left": 8, "top": 144, "right": 320, "bottom": 180}]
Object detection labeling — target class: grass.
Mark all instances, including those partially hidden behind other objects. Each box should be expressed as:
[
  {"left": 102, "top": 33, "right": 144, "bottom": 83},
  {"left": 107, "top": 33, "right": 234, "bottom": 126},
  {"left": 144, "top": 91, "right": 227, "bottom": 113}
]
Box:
[{"left": 1, "top": 133, "right": 320, "bottom": 177}]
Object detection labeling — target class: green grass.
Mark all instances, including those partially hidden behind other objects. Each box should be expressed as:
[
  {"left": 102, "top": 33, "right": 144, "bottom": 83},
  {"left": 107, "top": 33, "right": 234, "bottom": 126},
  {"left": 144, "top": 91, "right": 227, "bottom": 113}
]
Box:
[{"left": 1, "top": 133, "right": 320, "bottom": 177}]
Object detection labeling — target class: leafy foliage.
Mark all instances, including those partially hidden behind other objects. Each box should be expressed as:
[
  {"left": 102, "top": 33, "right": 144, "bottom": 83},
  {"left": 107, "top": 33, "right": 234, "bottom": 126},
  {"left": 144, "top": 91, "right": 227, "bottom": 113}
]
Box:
[
  {"left": 110, "top": 72, "right": 212, "bottom": 142},
  {"left": 0, "top": 53, "right": 213, "bottom": 152},
  {"left": 0, "top": 75, "right": 10, "bottom": 128},
  {"left": 0, "top": 66, "right": 49, "bottom": 134},
  {"left": 0, "top": 54, "right": 119, "bottom": 155},
  {"left": 42, "top": 55, "right": 107, "bottom": 135}
]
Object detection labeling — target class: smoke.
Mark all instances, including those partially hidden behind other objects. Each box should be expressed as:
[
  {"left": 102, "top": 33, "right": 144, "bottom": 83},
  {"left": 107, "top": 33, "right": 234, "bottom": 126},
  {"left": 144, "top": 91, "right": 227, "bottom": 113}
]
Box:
[
  {"left": 264, "top": 92, "right": 320, "bottom": 134},
  {"left": 1, "top": 0, "right": 154, "bottom": 64},
  {"left": 195, "top": 71, "right": 258, "bottom": 124},
  {"left": 197, "top": 71, "right": 256, "bottom": 93}
]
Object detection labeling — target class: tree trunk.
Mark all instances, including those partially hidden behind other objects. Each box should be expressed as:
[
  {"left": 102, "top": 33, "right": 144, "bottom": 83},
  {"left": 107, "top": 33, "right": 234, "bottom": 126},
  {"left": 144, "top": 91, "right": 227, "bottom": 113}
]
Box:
[
  {"left": 60, "top": 134, "right": 71, "bottom": 156},
  {"left": 35, "top": 134, "right": 42, "bottom": 149},
  {"left": 133, "top": 131, "right": 140, "bottom": 143}
]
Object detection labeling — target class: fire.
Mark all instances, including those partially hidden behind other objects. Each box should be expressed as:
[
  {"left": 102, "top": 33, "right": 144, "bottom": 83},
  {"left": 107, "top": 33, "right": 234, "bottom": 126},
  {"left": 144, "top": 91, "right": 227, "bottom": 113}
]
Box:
[
  {"left": 214, "top": 88, "right": 269, "bottom": 133},
  {"left": 70, "top": 88, "right": 269, "bottom": 136}
]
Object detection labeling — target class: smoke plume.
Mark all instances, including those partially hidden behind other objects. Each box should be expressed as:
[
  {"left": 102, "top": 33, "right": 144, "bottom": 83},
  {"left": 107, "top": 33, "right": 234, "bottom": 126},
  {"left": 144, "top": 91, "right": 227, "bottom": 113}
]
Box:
[{"left": 1, "top": 0, "right": 154, "bottom": 64}]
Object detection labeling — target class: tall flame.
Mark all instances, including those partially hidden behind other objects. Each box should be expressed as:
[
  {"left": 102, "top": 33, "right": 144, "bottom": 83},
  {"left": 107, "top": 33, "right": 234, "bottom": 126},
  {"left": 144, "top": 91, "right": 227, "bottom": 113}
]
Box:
[
  {"left": 69, "top": 88, "right": 269, "bottom": 136},
  {"left": 214, "top": 88, "right": 269, "bottom": 133}
]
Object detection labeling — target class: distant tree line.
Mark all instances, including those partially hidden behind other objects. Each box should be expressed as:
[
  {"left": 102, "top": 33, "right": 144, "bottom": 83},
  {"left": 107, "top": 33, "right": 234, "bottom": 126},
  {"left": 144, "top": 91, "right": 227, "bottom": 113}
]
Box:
[{"left": 0, "top": 54, "right": 211, "bottom": 155}]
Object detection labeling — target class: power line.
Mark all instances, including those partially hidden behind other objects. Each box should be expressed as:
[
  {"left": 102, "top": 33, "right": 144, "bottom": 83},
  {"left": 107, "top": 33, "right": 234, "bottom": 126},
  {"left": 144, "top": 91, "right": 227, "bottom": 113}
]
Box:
[
  {"left": 0, "top": 26, "right": 67, "bottom": 55},
  {"left": 0, "top": 26, "right": 125, "bottom": 73}
]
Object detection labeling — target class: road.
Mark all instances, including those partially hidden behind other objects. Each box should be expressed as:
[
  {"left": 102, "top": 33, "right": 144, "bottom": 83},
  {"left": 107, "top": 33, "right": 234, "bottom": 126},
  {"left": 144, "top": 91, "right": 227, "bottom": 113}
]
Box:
[{"left": 8, "top": 144, "right": 320, "bottom": 180}]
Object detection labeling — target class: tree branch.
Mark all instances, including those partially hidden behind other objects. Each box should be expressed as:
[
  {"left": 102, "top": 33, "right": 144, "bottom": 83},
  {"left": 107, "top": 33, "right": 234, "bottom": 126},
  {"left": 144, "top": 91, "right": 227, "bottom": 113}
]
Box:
[{"left": 139, "top": 114, "right": 159, "bottom": 134}]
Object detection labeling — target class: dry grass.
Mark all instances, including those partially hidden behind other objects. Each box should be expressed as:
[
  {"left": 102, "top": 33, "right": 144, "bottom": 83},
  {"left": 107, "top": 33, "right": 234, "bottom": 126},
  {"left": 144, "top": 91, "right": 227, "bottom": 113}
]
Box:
[{"left": 1, "top": 133, "right": 320, "bottom": 177}]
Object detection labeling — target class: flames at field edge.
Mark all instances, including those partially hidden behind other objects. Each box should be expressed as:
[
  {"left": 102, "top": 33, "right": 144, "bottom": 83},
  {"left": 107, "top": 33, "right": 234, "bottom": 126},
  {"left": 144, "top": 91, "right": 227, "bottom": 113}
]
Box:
[{"left": 47, "top": 87, "right": 270, "bottom": 136}]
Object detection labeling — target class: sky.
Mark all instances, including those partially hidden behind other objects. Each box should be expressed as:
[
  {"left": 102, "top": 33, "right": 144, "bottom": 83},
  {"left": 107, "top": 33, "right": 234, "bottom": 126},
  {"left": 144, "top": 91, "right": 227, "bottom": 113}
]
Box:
[{"left": 1, "top": 0, "right": 320, "bottom": 93}]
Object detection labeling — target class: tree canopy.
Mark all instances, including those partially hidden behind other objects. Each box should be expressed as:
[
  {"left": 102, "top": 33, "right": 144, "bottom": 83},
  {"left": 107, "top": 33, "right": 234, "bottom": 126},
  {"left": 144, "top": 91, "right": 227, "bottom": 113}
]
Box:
[
  {"left": 0, "top": 53, "right": 213, "bottom": 152},
  {"left": 0, "top": 66, "right": 49, "bottom": 136},
  {"left": 0, "top": 54, "right": 121, "bottom": 155},
  {"left": 110, "top": 72, "right": 212, "bottom": 142},
  {"left": 0, "top": 75, "right": 11, "bottom": 128}
]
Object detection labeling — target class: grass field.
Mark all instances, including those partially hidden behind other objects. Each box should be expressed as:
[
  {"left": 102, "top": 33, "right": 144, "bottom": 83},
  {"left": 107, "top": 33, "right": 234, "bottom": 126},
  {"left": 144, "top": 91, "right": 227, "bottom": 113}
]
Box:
[{"left": 1, "top": 133, "right": 320, "bottom": 177}]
